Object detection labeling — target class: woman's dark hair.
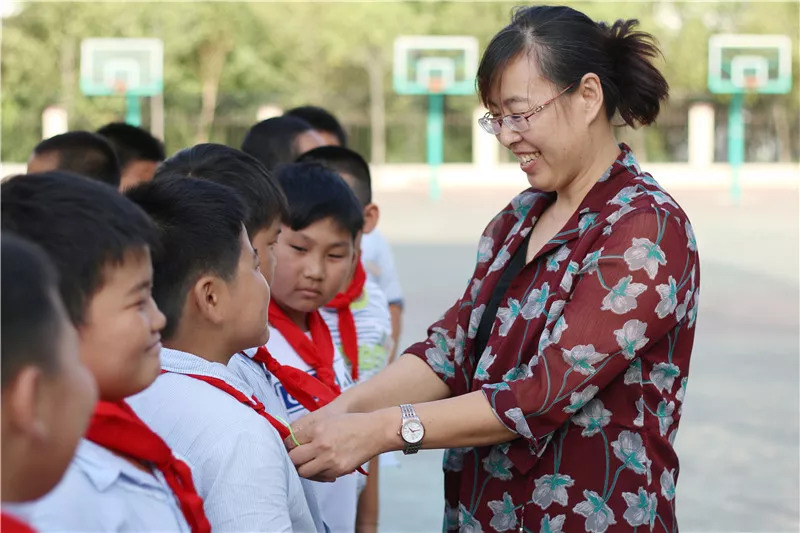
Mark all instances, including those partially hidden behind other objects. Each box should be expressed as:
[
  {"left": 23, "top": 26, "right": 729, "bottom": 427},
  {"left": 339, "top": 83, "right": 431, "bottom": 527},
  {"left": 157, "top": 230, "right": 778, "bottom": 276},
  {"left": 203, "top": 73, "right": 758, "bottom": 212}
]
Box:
[
  {"left": 241, "top": 116, "right": 316, "bottom": 172},
  {"left": 477, "top": 5, "right": 668, "bottom": 127}
]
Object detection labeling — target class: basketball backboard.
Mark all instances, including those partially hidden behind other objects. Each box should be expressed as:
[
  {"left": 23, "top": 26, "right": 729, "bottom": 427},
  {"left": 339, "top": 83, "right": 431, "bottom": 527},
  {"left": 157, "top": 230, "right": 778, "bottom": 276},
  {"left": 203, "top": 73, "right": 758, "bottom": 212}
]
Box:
[
  {"left": 708, "top": 34, "right": 792, "bottom": 94},
  {"left": 393, "top": 36, "right": 479, "bottom": 95},
  {"left": 80, "top": 38, "right": 163, "bottom": 97}
]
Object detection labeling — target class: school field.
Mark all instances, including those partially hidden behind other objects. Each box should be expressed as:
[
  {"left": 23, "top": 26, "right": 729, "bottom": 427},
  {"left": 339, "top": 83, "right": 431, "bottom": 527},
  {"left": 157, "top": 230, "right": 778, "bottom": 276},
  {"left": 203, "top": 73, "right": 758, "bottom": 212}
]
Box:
[{"left": 374, "top": 166, "right": 800, "bottom": 533}]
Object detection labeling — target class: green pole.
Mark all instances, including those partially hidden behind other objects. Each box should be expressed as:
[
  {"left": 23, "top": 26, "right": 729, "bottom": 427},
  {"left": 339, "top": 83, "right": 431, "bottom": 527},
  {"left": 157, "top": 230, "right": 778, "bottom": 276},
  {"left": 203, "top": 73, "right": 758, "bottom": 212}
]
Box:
[
  {"left": 728, "top": 93, "right": 744, "bottom": 204},
  {"left": 426, "top": 93, "right": 444, "bottom": 201},
  {"left": 125, "top": 93, "right": 142, "bottom": 127}
]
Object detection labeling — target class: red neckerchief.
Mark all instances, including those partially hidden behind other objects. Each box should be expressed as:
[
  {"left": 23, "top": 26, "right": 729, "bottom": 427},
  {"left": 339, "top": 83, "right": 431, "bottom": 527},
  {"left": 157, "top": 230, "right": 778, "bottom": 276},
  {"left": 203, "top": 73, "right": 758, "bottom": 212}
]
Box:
[
  {"left": 84, "top": 401, "right": 210, "bottom": 533},
  {"left": 161, "top": 370, "right": 290, "bottom": 441},
  {"left": 1, "top": 512, "right": 36, "bottom": 533},
  {"left": 326, "top": 262, "right": 366, "bottom": 380},
  {"left": 268, "top": 303, "right": 341, "bottom": 393},
  {"left": 250, "top": 346, "right": 337, "bottom": 411}
]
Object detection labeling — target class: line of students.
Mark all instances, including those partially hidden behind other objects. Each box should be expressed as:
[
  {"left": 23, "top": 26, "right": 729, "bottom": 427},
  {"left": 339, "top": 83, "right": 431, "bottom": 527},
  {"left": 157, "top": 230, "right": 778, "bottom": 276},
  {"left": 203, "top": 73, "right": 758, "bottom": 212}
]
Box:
[{"left": 2, "top": 107, "right": 403, "bottom": 532}]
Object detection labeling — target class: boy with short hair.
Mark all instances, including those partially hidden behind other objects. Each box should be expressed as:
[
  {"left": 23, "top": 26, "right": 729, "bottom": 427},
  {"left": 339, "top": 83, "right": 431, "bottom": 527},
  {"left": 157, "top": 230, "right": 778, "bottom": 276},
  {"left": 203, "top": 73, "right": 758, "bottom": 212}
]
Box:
[
  {"left": 27, "top": 131, "right": 121, "bottom": 188},
  {"left": 1, "top": 234, "right": 97, "bottom": 533},
  {"left": 242, "top": 116, "right": 324, "bottom": 172},
  {"left": 97, "top": 122, "right": 166, "bottom": 190},
  {"left": 265, "top": 162, "right": 364, "bottom": 532},
  {"left": 124, "top": 175, "right": 317, "bottom": 532},
  {"left": 285, "top": 105, "right": 348, "bottom": 147},
  {"left": 148, "top": 143, "right": 326, "bottom": 531},
  {"left": 1, "top": 172, "right": 208, "bottom": 532}
]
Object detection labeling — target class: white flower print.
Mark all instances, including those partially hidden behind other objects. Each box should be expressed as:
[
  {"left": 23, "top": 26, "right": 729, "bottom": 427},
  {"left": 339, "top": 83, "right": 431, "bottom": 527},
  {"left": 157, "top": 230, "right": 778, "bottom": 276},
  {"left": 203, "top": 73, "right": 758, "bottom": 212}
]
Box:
[
  {"left": 431, "top": 326, "right": 456, "bottom": 352},
  {"left": 458, "top": 503, "right": 483, "bottom": 533},
  {"left": 482, "top": 445, "right": 514, "bottom": 480},
  {"left": 661, "top": 468, "right": 676, "bottom": 501},
  {"left": 614, "top": 319, "right": 649, "bottom": 359},
  {"left": 503, "top": 364, "right": 532, "bottom": 382},
  {"left": 521, "top": 283, "right": 551, "bottom": 320},
  {"left": 606, "top": 204, "right": 636, "bottom": 227},
  {"left": 655, "top": 276, "right": 678, "bottom": 319},
  {"left": 538, "top": 514, "right": 566, "bottom": 533},
  {"left": 425, "top": 347, "right": 454, "bottom": 378},
  {"left": 685, "top": 221, "right": 697, "bottom": 251},
  {"left": 488, "top": 246, "right": 512, "bottom": 274},
  {"left": 444, "top": 501, "right": 459, "bottom": 531},
  {"left": 443, "top": 447, "right": 467, "bottom": 472},
  {"left": 657, "top": 400, "right": 675, "bottom": 436},
  {"left": 560, "top": 261, "right": 580, "bottom": 292},
  {"left": 512, "top": 191, "right": 538, "bottom": 219},
  {"left": 624, "top": 360, "right": 642, "bottom": 385},
  {"left": 611, "top": 431, "right": 650, "bottom": 475},
  {"left": 675, "top": 288, "right": 693, "bottom": 322},
  {"left": 610, "top": 185, "right": 643, "bottom": 206},
  {"left": 538, "top": 329, "right": 552, "bottom": 353},
  {"left": 488, "top": 492, "right": 518, "bottom": 532},
  {"left": 532, "top": 473, "right": 575, "bottom": 509},
  {"left": 546, "top": 300, "right": 565, "bottom": 326},
  {"left": 497, "top": 298, "right": 521, "bottom": 337},
  {"left": 469, "top": 276, "right": 484, "bottom": 301},
  {"left": 688, "top": 290, "right": 700, "bottom": 328},
  {"left": 676, "top": 377, "right": 688, "bottom": 403},
  {"left": 668, "top": 428, "right": 678, "bottom": 446},
  {"left": 504, "top": 407, "right": 533, "bottom": 439},
  {"left": 572, "top": 490, "right": 617, "bottom": 533},
  {"left": 562, "top": 345, "right": 609, "bottom": 376},
  {"left": 601, "top": 275, "right": 648, "bottom": 315},
  {"left": 547, "top": 245, "right": 571, "bottom": 272},
  {"left": 622, "top": 488, "right": 657, "bottom": 527},
  {"left": 571, "top": 399, "right": 612, "bottom": 437},
  {"left": 633, "top": 397, "right": 644, "bottom": 427},
  {"left": 624, "top": 238, "right": 667, "bottom": 280},
  {"left": 453, "top": 325, "right": 466, "bottom": 365},
  {"left": 650, "top": 363, "right": 681, "bottom": 394},
  {"left": 475, "top": 351, "right": 497, "bottom": 381},
  {"left": 580, "top": 248, "right": 605, "bottom": 275},
  {"left": 468, "top": 304, "right": 485, "bottom": 339},
  {"left": 602, "top": 225, "right": 612, "bottom": 236},
  {"left": 551, "top": 316, "right": 568, "bottom": 344},
  {"left": 477, "top": 235, "right": 494, "bottom": 263},
  {"left": 578, "top": 213, "right": 598, "bottom": 236},
  {"left": 647, "top": 190, "right": 679, "bottom": 208},
  {"left": 563, "top": 385, "right": 600, "bottom": 414}
]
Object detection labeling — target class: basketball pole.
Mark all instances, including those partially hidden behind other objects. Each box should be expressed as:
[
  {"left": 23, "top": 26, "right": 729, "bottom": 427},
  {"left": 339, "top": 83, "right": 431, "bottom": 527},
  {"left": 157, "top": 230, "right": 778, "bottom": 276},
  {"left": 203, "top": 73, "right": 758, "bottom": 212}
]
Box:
[
  {"left": 125, "top": 93, "right": 142, "bottom": 127},
  {"left": 727, "top": 93, "right": 744, "bottom": 204},
  {"left": 426, "top": 93, "right": 444, "bottom": 201}
]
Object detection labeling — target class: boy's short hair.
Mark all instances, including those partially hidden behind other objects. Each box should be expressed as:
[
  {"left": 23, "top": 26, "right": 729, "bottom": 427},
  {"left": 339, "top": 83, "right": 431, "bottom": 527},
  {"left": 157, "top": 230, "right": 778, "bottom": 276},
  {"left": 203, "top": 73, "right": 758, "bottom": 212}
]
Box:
[
  {"left": 296, "top": 145, "right": 372, "bottom": 205},
  {"left": 1, "top": 172, "right": 157, "bottom": 325},
  {"left": 241, "top": 116, "right": 316, "bottom": 172},
  {"left": 1, "top": 233, "right": 63, "bottom": 387},
  {"left": 285, "top": 106, "right": 347, "bottom": 147},
  {"left": 276, "top": 162, "right": 364, "bottom": 240},
  {"left": 96, "top": 122, "right": 166, "bottom": 168},
  {"left": 154, "top": 143, "right": 288, "bottom": 236},
  {"left": 125, "top": 177, "right": 248, "bottom": 340},
  {"left": 31, "top": 131, "right": 121, "bottom": 188}
]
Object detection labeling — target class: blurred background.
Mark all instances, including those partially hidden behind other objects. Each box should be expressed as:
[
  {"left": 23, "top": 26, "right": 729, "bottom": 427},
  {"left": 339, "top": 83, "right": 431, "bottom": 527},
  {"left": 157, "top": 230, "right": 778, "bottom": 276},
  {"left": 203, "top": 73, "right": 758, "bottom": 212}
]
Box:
[{"left": 1, "top": 1, "right": 798, "bottom": 532}]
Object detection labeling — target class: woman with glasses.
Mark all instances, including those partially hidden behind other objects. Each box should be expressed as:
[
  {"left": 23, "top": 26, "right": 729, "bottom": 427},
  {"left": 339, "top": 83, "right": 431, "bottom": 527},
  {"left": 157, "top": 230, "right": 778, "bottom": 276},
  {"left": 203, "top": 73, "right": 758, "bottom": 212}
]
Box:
[{"left": 289, "top": 5, "right": 699, "bottom": 532}]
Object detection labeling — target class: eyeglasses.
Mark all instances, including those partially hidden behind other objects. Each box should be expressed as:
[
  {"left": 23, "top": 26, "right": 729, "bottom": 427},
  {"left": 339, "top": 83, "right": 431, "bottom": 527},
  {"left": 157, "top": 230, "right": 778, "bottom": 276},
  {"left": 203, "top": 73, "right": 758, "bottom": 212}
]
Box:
[{"left": 478, "top": 83, "right": 575, "bottom": 135}]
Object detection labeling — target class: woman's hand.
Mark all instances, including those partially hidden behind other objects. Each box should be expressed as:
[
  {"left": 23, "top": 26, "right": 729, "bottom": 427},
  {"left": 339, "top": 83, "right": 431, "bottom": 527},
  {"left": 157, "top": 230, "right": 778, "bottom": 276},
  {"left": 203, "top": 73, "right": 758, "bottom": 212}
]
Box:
[{"left": 288, "top": 408, "right": 400, "bottom": 482}]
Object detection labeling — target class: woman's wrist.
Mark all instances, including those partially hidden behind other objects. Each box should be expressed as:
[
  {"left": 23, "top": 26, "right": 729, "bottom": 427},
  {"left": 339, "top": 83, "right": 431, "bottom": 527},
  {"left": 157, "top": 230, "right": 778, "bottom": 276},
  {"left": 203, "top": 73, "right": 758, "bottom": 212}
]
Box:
[{"left": 369, "top": 406, "right": 404, "bottom": 455}]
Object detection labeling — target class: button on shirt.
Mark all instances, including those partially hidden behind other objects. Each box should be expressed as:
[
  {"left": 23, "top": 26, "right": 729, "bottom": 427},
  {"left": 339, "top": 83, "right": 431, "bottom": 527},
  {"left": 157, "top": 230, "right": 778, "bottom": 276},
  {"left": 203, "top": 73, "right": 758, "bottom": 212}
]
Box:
[
  {"left": 5, "top": 439, "right": 189, "bottom": 532},
  {"left": 127, "top": 348, "right": 316, "bottom": 533}
]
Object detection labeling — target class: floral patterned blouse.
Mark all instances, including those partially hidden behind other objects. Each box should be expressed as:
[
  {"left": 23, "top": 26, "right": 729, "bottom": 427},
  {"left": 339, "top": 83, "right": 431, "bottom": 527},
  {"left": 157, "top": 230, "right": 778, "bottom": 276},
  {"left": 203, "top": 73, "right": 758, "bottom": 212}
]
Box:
[{"left": 406, "top": 145, "right": 699, "bottom": 533}]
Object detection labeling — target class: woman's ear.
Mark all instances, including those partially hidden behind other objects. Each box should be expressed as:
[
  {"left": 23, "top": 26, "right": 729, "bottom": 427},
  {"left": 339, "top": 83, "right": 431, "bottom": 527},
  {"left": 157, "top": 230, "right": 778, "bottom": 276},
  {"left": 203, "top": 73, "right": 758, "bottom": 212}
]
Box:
[
  {"left": 192, "top": 275, "right": 226, "bottom": 325},
  {"left": 362, "top": 203, "right": 380, "bottom": 234},
  {"left": 578, "top": 72, "right": 606, "bottom": 125}
]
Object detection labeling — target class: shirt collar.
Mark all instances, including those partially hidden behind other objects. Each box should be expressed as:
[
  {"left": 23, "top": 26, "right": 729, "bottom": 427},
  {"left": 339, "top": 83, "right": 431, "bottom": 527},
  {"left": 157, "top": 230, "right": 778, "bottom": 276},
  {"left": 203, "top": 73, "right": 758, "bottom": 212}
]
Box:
[
  {"left": 74, "top": 439, "right": 168, "bottom": 492},
  {"left": 159, "top": 347, "right": 257, "bottom": 398}
]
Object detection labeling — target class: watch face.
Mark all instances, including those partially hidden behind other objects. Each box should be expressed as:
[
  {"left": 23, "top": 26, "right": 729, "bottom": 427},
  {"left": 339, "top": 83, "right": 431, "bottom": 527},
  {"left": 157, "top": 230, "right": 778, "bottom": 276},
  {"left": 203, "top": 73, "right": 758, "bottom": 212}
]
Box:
[{"left": 401, "top": 420, "right": 424, "bottom": 444}]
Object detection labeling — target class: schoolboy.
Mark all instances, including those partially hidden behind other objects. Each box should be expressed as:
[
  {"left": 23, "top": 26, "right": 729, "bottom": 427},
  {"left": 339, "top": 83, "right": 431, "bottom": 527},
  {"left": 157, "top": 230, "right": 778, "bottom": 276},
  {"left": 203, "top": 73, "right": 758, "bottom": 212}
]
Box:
[
  {"left": 27, "top": 131, "right": 121, "bottom": 188},
  {"left": 124, "top": 176, "right": 317, "bottom": 532},
  {"left": 285, "top": 105, "right": 348, "bottom": 147},
  {"left": 1, "top": 172, "right": 208, "bottom": 532},
  {"left": 267, "top": 162, "right": 363, "bottom": 532},
  {"left": 97, "top": 122, "right": 165, "bottom": 190},
  {"left": 1, "top": 234, "right": 97, "bottom": 533},
  {"left": 149, "top": 143, "right": 326, "bottom": 531}
]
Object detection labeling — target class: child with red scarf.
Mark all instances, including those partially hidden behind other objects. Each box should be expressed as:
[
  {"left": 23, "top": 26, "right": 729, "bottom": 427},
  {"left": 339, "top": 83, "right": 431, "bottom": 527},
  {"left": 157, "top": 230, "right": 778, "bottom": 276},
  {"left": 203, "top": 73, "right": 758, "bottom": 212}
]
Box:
[{"left": 1, "top": 173, "right": 209, "bottom": 533}]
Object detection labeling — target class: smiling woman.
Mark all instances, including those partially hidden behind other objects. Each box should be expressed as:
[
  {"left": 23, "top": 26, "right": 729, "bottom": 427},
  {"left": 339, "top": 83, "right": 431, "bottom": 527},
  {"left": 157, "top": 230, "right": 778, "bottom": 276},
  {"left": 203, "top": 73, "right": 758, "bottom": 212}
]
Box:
[{"left": 287, "top": 6, "right": 699, "bottom": 533}]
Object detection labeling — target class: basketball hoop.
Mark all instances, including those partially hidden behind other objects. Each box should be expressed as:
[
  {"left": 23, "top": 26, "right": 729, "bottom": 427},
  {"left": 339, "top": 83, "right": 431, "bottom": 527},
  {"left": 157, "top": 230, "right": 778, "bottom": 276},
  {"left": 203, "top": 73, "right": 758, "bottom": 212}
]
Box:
[
  {"left": 428, "top": 77, "right": 444, "bottom": 94},
  {"left": 743, "top": 75, "right": 760, "bottom": 91},
  {"left": 112, "top": 79, "right": 128, "bottom": 95}
]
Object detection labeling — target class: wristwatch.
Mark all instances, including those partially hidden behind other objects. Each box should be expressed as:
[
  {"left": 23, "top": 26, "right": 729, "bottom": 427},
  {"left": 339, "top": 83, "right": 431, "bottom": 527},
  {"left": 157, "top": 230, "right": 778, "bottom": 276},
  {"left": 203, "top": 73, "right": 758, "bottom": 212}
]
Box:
[{"left": 399, "top": 404, "right": 424, "bottom": 455}]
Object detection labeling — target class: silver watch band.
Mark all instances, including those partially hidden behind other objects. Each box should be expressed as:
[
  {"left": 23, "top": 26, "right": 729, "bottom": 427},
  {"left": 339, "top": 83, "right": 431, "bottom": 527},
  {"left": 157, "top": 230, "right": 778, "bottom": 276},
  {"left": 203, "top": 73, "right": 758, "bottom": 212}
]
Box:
[{"left": 400, "top": 404, "right": 423, "bottom": 455}]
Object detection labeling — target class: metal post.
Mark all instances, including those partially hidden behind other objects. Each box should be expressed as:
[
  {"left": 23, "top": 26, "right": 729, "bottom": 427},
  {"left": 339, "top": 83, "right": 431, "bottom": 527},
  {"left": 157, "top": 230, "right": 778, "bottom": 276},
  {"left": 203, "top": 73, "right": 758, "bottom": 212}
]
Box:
[
  {"left": 426, "top": 93, "right": 444, "bottom": 200},
  {"left": 728, "top": 93, "right": 744, "bottom": 204},
  {"left": 125, "top": 93, "right": 142, "bottom": 127}
]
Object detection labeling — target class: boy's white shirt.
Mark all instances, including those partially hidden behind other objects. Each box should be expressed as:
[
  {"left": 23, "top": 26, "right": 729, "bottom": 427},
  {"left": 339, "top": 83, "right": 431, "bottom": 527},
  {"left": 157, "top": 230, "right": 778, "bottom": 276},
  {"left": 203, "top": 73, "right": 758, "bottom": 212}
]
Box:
[
  {"left": 361, "top": 229, "right": 404, "bottom": 306},
  {"left": 126, "top": 347, "right": 317, "bottom": 533},
  {"left": 4, "top": 438, "right": 190, "bottom": 532},
  {"left": 254, "top": 326, "right": 359, "bottom": 533}
]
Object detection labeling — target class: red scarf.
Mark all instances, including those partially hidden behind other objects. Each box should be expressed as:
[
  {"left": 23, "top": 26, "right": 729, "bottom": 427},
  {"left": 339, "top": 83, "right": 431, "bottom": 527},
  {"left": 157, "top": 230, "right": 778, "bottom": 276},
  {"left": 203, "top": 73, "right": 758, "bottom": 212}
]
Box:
[
  {"left": 326, "top": 262, "right": 366, "bottom": 380},
  {"left": 1, "top": 513, "right": 36, "bottom": 533},
  {"left": 250, "top": 346, "right": 337, "bottom": 411},
  {"left": 268, "top": 304, "right": 340, "bottom": 393},
  {"left": 85, "top": 401, "right": 210, "bottom": 533}
]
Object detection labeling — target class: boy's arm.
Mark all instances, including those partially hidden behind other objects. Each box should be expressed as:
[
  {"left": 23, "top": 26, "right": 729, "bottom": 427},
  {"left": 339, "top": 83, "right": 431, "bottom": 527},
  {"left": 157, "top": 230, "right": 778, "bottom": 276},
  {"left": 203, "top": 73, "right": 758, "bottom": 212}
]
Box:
[
  {"left": 388, "top": 303, "right": 403, "bottom": 363},
  {"left": 356, "top": 457, "right": 380, "bottom": 533}
]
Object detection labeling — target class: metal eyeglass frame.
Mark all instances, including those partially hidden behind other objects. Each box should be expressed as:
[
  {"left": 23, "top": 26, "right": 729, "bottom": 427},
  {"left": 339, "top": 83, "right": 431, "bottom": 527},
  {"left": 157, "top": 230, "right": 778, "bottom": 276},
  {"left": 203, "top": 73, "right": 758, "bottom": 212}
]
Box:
[{"left": 478, "top": 83, "right": 576, "bottom": 135}]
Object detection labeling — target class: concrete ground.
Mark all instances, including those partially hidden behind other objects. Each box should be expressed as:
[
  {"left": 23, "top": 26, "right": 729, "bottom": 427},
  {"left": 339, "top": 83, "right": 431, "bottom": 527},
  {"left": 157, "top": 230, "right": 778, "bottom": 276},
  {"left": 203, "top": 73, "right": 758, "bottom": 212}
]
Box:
[{"left": 374, "top": 181, "right": 800, "bottom": 533}]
